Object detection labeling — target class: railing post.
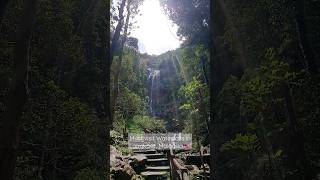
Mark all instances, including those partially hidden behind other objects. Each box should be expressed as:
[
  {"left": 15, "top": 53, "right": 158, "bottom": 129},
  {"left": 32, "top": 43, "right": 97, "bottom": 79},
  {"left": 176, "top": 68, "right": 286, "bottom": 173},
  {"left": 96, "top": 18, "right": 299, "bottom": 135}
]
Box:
[
  {"left": 168, "top": 148, "right": 175, "bottom": 179},
  {"left": 169, "top": 147, "right": 190, "bottom": 180},
  {"left": 182, "top": 169, "right": 189, "bottom": 180}
]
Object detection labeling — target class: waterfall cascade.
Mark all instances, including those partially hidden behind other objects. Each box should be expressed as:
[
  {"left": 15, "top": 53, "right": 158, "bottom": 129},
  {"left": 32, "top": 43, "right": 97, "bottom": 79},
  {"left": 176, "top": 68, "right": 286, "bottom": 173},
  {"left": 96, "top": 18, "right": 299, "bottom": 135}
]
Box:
[{"left": 147, "top": 68, "right": 160, "bottom": 116}]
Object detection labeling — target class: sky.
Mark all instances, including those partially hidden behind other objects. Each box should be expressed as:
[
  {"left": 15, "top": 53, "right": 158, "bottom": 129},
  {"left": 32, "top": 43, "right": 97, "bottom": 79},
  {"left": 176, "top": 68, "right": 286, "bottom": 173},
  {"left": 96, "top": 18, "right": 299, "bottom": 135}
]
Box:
[{"left": 130, "top": 0, "right": 182, "bottom": 55}]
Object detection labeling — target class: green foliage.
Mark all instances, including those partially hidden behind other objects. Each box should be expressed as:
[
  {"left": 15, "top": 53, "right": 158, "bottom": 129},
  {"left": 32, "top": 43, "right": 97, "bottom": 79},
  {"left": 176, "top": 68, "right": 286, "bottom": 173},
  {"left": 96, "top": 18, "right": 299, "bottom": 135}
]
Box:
[
  {"left": 0, "top": 0, "right": 111, "bottom": 177},
  {"left": 179, "top": 103, "right": 191, "bottom": 110},
  {"left": 116, "top": 87, "right": 145, "bottom": 120},
  {"left": 220, "top": 134, "right": 259, "bottom": 179},
  {"left": 160, "top": 0, "right": 210, "bottom": 45},
  {"left": 128, "top": 115, "right": 166, "bottom": 133},
  {"left": 0, "top": 0, "right": 319, "bottom": 179},
  {"left": 15, "top": 81, "right": 100, "bottom": 179},
  {"left": 221, "top": 134, "right": 259, "bottom": 154},
  {"left": 117, "top": 48, "right": 147, "bottom": 97},
  {"left": 213, "top": 49, "right": 320, "bottom": 179},
  {"left": 74, "top": 168, "right": 100, "bottom": 180},
  {"left": 179, "top": 76, "right": 209, "bottom": 145},
  {"left": 112, "top": 111, "right": 127, "bottom": 134},
  {"left": 160, "top": 0, "right": 320, "bottom": 179},
  {"left": 216, "top": 76, "right": 240, "bottom": 120},
  {"left": 180, "top": 77, "right": 203, "bottom": 98},
  {"left": 240, "top": 53, "right": 295, "bottom": 116},
  {"left": 110, "top": 130, "right": 132, "bottom": 155},
  {"left": 223, "top": 0, "right": 296, "bottom": 66}
]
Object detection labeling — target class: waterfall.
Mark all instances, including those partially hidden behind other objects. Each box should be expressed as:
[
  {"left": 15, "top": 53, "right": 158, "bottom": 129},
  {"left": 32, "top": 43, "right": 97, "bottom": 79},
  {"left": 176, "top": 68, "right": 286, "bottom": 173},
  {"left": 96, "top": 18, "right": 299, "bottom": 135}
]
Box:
[{"left": 148, "top": 68, "right": 160, "bottom": 116}]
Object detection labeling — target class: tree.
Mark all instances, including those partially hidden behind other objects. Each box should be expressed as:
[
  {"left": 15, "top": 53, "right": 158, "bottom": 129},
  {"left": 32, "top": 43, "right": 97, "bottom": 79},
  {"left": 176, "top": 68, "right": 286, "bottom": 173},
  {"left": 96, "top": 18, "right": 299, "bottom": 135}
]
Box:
[
  {"left": 99, "top": 0, "right": 111, "bottom": 178},
  {"left": 295, "top": 0, "right": 318, "bottom": 74},
  {"left": 160, "top": 0, "right": 210, "bottom": 46},
  {"left": 111, "top": 0, "right": 143, "bottom": 120},
  {"left": 110, "top": 0, "right": 126, "bottom": 63},
  {"left": 1, "top": 0, "right": 112, "bottom": 178},
  {"left": 111, "top": 0, "right": 132, "bottom": 120},
  {"left": 0, "top": 0, "right": 37, "bottom": 179}
]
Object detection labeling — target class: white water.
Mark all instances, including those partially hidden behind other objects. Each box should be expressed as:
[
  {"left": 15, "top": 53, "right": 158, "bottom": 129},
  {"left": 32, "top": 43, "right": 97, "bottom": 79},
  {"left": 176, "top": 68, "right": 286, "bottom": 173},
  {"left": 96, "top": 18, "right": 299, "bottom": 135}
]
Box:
[{"left": 148, "top": 69, "right": 160, "bottom": 116}]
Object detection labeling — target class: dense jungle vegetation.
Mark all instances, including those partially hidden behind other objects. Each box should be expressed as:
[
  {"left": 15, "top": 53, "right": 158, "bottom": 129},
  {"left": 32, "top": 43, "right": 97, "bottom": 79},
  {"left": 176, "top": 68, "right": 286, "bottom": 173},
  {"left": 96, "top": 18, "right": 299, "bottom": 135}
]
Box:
[
  {"left": 208, "top": 0, "right": 320, "bottom": 179},
  {"left": 0, "top": 0, "right": 320, "bottom": 179}
]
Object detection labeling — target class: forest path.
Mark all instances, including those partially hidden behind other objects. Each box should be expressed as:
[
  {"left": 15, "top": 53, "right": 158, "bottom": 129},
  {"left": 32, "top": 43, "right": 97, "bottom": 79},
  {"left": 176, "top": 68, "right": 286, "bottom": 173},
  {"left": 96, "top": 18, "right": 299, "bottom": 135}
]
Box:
[{"left": 133, "top": 149, "right": 170, "bottom": 179}]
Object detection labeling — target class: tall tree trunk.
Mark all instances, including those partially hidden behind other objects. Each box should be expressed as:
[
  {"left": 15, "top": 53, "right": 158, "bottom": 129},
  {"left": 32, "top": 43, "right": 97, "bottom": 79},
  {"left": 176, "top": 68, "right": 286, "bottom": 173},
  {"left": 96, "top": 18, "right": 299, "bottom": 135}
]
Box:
[
  {"left": 209, "top": 1, "right": 216, "bottom": 179},
  {"left": 110, "top": 0, "right": 131, "bottom": 120},
  {"left": 0, "top": 0, "right": 37, "bottom": 179},
  {"left": 98, "top": 0, "right": 111, "bottom": 178},
  {"left": 295, "top": 0, "right": 318, "bottom": 74},
  {"left": 200, "top": 55, "right": 209, "bottom": 85},
  {"left": 283, "top": 84, "right": 313, "bottom": 180},
  {"left": 210, "top": 0, "right": 230, "bottom": 179},
  {"left": 110, "top": 0, "right": 126, "bottom": 65},
  {"left": 74, "top": 0, "right": 98, "bottom": 35}
]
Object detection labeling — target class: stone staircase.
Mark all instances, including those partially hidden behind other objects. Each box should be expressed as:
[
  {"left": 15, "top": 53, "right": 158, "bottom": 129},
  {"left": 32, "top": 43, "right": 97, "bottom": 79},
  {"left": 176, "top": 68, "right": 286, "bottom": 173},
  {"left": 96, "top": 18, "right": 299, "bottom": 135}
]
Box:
[{"left": 133, "top": 150, "right": 170, "bottom": 180}]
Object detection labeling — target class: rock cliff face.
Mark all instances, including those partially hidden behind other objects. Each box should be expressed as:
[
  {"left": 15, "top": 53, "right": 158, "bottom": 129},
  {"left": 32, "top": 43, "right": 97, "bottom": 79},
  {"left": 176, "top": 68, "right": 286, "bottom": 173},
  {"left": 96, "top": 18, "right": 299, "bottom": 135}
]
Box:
[
  {"left": 146, "top": 55, "right": 183, "bottom": 131},
  {"left": 110, "top": 146, "right": 148, "bottom": 180}
]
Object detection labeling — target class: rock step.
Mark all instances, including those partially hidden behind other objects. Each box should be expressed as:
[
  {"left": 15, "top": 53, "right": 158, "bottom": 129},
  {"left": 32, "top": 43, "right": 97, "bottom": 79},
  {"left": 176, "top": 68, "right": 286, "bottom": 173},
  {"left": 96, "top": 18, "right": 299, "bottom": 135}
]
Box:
[
  {"left": 141, "top": 171, "right": 168, "bottom": 176},
  {"left": 196, "top": 174, "right": 210, "bottom": 178},
  {"left": 147, "top": 158, "right": 168, "bottom": 162},
  {"left": 146, "top": 158, "right": 169, "bottom": 166},
  {"left": 145, "top": 153, "right": 165, "bottom": 159},
  {"left": 145, "top": 166, "right": 170, "bottom": 171},
  {"left": 133, "top": 150, "right": 157, "bottom": 154},
  {"left": 141, "top": 171, "right": 169, "bottom": 179}
]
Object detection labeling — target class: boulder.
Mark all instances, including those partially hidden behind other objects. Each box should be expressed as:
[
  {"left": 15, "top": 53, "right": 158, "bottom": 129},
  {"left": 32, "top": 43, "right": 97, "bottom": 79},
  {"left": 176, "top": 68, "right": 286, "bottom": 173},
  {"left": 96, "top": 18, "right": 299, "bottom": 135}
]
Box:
[
  {"left": 192, "top": 165, "right": 200, "bottom": 172},
  {"left": 188, "top": 165, "right": 200, "bottom": 176},
  {"left": 110, "top": 146, "right": 136, "bottom": 180},
  {"left": 111, "top": 159, "right": 135, "bottom": 180},
  {"left": 129, "top": 154, "right": 148, "bottom": 165},
  {"left": 110, "top": 145, "right": 122, "bottom": 166},
  {"left": 203, "top": 146, "right": 210, "bottom": 154},
  {"left": 129, "top": 154, "right": 148, "bottom": 173},
  {"left": 200, "top": 163, "right": 210, "bottom": 171}
]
